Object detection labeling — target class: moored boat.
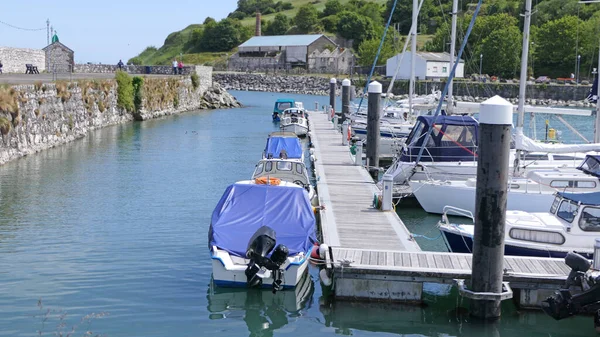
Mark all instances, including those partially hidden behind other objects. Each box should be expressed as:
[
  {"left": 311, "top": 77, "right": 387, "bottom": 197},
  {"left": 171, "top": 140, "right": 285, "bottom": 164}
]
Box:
[
  {"left": 280, "top": 108, "right": 309, "bottom": 137},
  {"left": 438, "top": 191, "right": 600, "bottom": 258},
  {"left": 263, "top": 132, "right": 304, "bottom": 162},
  {"left": 272, "top": 99, "right": 296, "bottom": 122},
  {"left": 209, "top": 182, "right": 316, "bottom": 290},
  {"left": 252, "top": 158, "right": 317, "bottom": 205}
]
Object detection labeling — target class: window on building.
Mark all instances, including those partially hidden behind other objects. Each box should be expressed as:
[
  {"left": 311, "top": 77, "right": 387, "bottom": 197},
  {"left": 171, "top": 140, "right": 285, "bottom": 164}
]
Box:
[
  {"left": 433, "top": 66, "right": 438, "bottom": 73},
  {"left": 442, "top": 67, "right": 448, "bottom": 73}
]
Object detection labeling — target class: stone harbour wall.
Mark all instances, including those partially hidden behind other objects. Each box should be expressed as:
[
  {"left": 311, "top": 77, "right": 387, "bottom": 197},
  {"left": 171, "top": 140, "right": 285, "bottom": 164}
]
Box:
[
  {"left": 214, "top": 72, "right": 594, "bottom": 104},
  {"left": 0, "top": 47, "right": 46, "bottom": 73},
  {"left": 73, "top": 64, "right": 194, "bottom": 75},
  {"left": 0, "top": 68, "right": 239, "bottom": 165},
  {"left": 213, "top": 73, "right": 348, "bottom": 96}
]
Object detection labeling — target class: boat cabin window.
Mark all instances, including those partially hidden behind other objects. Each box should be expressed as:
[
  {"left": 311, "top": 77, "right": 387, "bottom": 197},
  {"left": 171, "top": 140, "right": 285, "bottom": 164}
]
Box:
[
  {"left": 550, "top": 180, "right": 597, "bottom": 188},
  {"left": 438, "top": 125, "right": 476, "bottom": 146},
  {"left": 406, "top": 121, "right": 425, "bottom": 146},
  {"left": 579, "top": 207, "right": 600, "bottom": 232},
  {"left": 254, "top": 162, "right": 264, "bottom": 175},
  {"left": 277, "top": 102, "right": 292, "bottom": 110},
  {"left": 556, "top": 199, "right": 578, "bottom": 223},
  {"left": 296, "top": 163, "right": 304, "bottom": 175},
  {"left": 523, "top": 154, "right": 549, "bottom": 161},
  {"left": 265, "top": 161, "right": 273, "bottom": 172},
  {"left": 550, "top": 196, "right": 561, "bottom": 213},
  {"left": 552, "top": 155, "right": 578, "bottom": 161},
  {"left": 276, "top": 161, "right": 292, "bottom": 171}
]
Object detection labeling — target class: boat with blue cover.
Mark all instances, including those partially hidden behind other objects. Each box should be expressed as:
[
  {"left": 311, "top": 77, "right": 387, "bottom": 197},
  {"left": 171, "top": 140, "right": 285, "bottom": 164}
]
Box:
[
  {"left": 438, "top": 191, "right": 600, "bottom": 258},
  {"left": 209, "top": 182, "right": 316, "bottom": 290},
  {"left": 262, "top": 132, "right": 304, "bottom": 162}
]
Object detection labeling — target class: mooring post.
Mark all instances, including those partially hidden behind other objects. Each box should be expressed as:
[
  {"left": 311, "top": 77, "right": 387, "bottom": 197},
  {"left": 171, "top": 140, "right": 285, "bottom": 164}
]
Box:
[
  {"left": 327, "top": 105, "right": 332, "bottom": 121},
  {"left": 366, "top": 81, "right": 381, "bottom": 169},
  {"left": 341, "top": 79, "right": 351, "bottom": 124},
  {"left": 594, "top": 238, "right": 600, "bottom": 270},
  {"left": 470, "top": 95, "right": 513, "bottom": 320},
  {"left": 315, "top": 101, "right": 319, "bottom": 111},
  {"left": 354, "top": 141, "right": 363, "bottom": 166},
  {"left": 329, "top": 78, "right": 337, "bottom": 115},
  {"left": 333, "top": 115, "right": 339, "bottom": 130},
  {"left": 381, "top": 174, "right": 393, "bottom": 211}
]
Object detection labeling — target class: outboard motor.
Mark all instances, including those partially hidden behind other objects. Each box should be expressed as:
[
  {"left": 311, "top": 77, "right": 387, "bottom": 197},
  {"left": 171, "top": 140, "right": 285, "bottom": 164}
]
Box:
[
  {"left": 245, "top": 226, "right": 289, "bottom": 293},
  {"left": 542, "top": 252, "right": 600, "bottom": 323}
]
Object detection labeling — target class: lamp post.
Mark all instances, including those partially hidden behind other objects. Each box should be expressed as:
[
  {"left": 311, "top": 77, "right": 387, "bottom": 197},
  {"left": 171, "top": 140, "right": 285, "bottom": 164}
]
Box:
[
  {"left": 530, "top": 41, "right": 535, "bottom": 79},
  {"left": 577, "top": 54, "right": 581, "bottom": 84},
  {"left": 479, "top": 54, "right": 483, "bottom": 81}
]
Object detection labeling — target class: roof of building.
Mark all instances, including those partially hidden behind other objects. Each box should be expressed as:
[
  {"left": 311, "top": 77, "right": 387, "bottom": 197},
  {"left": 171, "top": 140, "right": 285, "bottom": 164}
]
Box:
[
  {"left": 43, "top": 41, "right": 74, "bottom": 53},
  {"left": 239, "top": 34, "right": 330, "bottom": 48},
  {"left": 388, "top": 52, "right": 464, "bottom": 63}
]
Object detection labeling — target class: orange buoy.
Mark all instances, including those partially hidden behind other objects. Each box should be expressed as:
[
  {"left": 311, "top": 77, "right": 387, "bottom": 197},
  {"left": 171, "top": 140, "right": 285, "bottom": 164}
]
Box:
[
  {"left": 255, "top": 177, "right": 281, "bottom": 185},
  {"left": 311, "top": 242, "right": 321, "bottom": 260}
]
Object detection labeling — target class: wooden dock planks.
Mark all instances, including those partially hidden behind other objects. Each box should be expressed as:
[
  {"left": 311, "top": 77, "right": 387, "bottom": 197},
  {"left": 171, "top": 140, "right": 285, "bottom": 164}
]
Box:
[{"left": 309, "top": 112, "right": 420, "bottom": 252}]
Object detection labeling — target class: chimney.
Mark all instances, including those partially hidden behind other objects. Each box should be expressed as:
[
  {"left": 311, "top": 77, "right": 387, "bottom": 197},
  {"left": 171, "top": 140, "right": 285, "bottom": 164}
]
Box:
[{"left": 255, "top": 11, "right": 261, "bottom": 36}]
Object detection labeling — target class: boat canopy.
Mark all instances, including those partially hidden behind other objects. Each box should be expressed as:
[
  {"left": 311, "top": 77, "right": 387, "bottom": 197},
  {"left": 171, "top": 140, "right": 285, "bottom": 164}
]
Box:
[
  {"left": 274, "top": 99, "right": 296, "bottom": 114},
  {"left": 577, "top": 155, "right": 600, "bottom": 178},
  {"left": 515, "top": 128, "right": 600, "bottom": 153},
  {"left": 264, "top": 136, "right": 303, "bottom": 159},
  {"left": 209, "top": 183, "right": 316, "bottom": 257},
  {"left": 400, "top": 115, "right": 479, "bottom": 162},
  {"left": 556, "top": 191, "right": 600, "bottom": 206}
]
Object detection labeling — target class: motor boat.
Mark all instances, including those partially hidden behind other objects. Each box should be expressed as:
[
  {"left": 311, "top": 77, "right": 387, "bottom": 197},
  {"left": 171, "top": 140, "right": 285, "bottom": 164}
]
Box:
[
  {"left": 410, "top": 154, "right": 600, "bottom": 215},
  {"left": 252, "top": 158, "right": 317, "bottom": 205},
  {"left": 438, "top": 191, "right": 600, "bottom": 258},
  {"left": 280, "top": 108, "right": 309, "bottom": 137},
  {"left": 263, "top": 132, "right": 304, "bottom": 162},
  {"left": 272, "top": 99, "right": 296, "bottom": 122},
  {"left": 209, "top": 182, "right": 316, "bottom": 290}
]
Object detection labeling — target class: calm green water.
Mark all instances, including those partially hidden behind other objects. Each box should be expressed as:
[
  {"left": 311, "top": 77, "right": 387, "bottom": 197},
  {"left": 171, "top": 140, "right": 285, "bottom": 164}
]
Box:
[{"left": 0, "top": 90, "right": 593, "bottom": 336}]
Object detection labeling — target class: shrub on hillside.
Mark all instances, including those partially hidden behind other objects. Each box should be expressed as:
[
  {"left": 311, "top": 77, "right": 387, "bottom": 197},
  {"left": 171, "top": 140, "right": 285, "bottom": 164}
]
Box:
[{"left": 115, "top": 71, "right": 134, "bottom": 112}]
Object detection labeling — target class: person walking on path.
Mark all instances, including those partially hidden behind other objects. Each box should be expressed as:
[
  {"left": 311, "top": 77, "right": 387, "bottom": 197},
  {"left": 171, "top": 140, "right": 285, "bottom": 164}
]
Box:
[
  {"left": 178, "top": 60, "right": 183, "bottom": 75},
  {"left": 0, "top": 60, "right": 3, "bottom": 74},
  {"left": 172, "top": 59, "right": 178, "bottom": 75}
]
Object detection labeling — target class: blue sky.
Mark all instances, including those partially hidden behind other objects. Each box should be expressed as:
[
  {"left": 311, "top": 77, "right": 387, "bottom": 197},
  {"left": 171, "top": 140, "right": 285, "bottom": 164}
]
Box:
[{"left": 0, "top": 0, "right": 238, "bottom": 64}]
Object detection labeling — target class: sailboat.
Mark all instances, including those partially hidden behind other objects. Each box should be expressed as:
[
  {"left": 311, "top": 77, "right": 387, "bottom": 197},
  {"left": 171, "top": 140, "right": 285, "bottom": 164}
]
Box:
[{"left": 384, "top": 0, "right": 600, "bottom": 186}]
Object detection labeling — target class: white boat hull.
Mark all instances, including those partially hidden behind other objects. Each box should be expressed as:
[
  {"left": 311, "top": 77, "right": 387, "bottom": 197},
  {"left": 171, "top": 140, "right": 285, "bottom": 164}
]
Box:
[
  {"left": 410, "top": 180, "right": 555, "bottom": 215},
  {"left": 281, "top": 123, "right": 308, "bottom": 136},
  {"left": 211, "top": 247, "right": 310, "bottom": 289},
  {"left": 353, "top": 132, "right": 405, "bottom": 158}
]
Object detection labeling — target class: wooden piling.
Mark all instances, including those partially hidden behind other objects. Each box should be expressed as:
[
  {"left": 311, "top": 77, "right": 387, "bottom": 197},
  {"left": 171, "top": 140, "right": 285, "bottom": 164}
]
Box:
[
  {"left": 341, "top": 79, "right": 351, "bottom": 123},
  {"left": 470, "top": 95, "right": 513, "bottom": 319},
  {"left": 329, "top": 78, "right": 337, "bottom": 114},
  {"left": 366, "top": 81, "right": 381, "bottom": 169}
]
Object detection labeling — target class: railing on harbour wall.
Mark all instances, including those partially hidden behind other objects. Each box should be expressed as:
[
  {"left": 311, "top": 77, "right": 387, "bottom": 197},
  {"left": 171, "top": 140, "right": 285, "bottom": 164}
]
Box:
[{"left": 73, "top": 64, "right": 194, "bottom": 75}]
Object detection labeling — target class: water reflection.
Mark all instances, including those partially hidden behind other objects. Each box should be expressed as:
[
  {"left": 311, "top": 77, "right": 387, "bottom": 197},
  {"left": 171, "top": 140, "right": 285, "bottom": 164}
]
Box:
[{"left": 207, "top": 273, "right": 314, "bottom": 337}]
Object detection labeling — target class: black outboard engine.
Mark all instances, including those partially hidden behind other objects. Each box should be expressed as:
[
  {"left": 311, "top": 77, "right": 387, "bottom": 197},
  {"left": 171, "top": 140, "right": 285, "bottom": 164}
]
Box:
[
  {"left": 245, "top": 226, "right": 289, "bottom": 293},
  {"left": 542, "top": 252, "right": 600, "bottom": 321}
]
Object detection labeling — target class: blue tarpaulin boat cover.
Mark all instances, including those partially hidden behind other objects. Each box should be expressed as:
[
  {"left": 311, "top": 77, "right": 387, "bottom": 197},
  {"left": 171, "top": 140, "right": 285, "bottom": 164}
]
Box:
[
  {"left": 264, "top": 137, "right": 303, "bottom": 159},
  {"left": 209, "top": 183, "right": 316, "bottom": 258},
  {"left": 557, "top": 191, "right": 600, "bottom": 206}
]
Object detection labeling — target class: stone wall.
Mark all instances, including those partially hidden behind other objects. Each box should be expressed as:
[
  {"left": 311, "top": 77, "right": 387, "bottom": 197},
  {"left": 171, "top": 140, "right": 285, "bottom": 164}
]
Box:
[
  {"left": 214, "top": 72, "right": 593, "bottom": 102},
  {"left": 0, "top": 68, "right": 239, "bottom": 165},
  {"left": 73, "top": 64, "right": 194, "bottom": 75},
  {"left": 214, "top": 73, "right": 343, "bottom": 95},
  {"left": 0, "top": 47, "right": 46, "bottom": 73}
]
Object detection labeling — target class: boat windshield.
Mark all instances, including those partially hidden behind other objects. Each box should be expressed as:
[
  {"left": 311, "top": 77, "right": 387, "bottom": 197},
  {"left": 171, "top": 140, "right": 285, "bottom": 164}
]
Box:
[
  {"left": 276, "top": 161, "right": 293, "bottom": 171},
  {"left": 556, "top": 199, "right": 579, "bottom": 223},
  {"left": 277, "top": 102, "right": 293, "bottom": 111}
]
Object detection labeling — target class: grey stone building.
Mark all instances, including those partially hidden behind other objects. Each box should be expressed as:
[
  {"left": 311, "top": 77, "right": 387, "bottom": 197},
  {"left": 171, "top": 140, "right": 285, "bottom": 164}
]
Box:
[
  {"left": 308, "top": 48, "right": 353, "bottom": 75},
  {"left": 229, "top": 34, "right": 342, "bottom": 72},
  {"left": 43, "top": 41, "right": 74, "bottom": 73}
]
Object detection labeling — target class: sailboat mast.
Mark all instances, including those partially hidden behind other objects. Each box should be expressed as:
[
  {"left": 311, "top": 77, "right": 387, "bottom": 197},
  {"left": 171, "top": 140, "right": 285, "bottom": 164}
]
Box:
[
  {"left": 447, "top": 0, "right": 458, "bottom": 114},
  {"left": 517, "top": 0, "right": 532, "bottom": 131},
  {"left": 409, "top": 0, "right": 418, "bottom": 116},
  {"left": 595, "top": 42, "right": 600, "bottom": 142}
]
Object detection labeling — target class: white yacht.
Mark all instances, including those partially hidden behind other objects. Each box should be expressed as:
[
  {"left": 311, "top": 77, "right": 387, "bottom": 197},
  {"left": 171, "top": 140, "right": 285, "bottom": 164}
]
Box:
[{"left": 438, "top": 191, "right": 600, "bottom": 258}]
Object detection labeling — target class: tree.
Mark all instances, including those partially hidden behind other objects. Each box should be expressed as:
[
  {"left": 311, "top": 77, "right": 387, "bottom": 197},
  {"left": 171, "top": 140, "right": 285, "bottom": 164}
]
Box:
[
  {"left": 294, "top": 5, "right": 319, "bottom": 33},
  {"left": 322, "top": 0, "right": 343, "bottom": 17},
  {"left": 534, "top": 16, "right": 581, "bottom": 78},
  {"left": 336, "top": 11, "right": 377, "bottom": 48},
  {"left": 264, "top": 14, "right": 290, "bottom": 35},
  {"left": 203, "top": 17, "right": 216, "bottom": 25},
  {"left": 199, "top": 19, "right": 252, "bottom": 52},
  {"left": 384, "top": 0, "right": 435, "bottom": 35},
  {"left": 479, "top": 26, "right": 522, "bottom": 78},
  {"left": 357, "top": 37, "right": 395, "bottom": 67}
]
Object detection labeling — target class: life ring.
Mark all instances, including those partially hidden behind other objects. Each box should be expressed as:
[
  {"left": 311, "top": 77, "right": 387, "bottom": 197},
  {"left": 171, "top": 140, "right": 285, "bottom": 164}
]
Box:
[{"left": 255, "top": 177, "right": 281, "bottom": 185}]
